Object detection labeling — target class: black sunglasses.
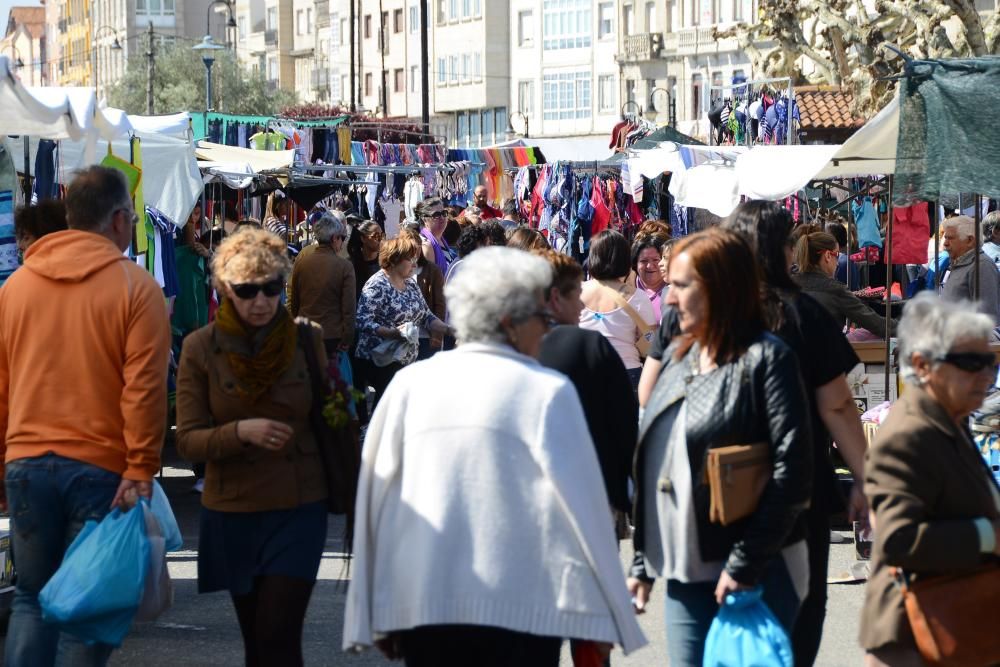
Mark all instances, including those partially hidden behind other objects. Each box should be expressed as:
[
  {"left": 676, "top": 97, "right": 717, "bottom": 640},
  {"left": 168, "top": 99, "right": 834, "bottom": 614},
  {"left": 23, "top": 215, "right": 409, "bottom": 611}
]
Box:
[
  {"left": 426, "top": 210, "right": 447, "bottom": 219},
  {"left": 230, "top": 278, "right": 284, "bottom": 299},
  {"left": 934, "top": 352, "right": 998, "bottom": 374}
]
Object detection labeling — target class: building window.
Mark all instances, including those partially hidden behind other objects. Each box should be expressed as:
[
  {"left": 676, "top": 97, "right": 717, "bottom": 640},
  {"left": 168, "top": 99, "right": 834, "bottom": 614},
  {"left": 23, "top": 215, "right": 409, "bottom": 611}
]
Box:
[
  {"left": 517, "top": 10, "right": 533, "bottom": 46},
  {"left": 364, "top": 15, "right": 371, "bottom": 38},
  {"left": 692, "top": 73, "right": 703, "bottom": 118},
  {"left": 625, "top": 78, "right": 636, "bottom": 104},
  {"left": 542, "top": 71, "right": 591, "bottom": 120},
  {"left": 268, "top": 58, "right": 278, "bottom": 81},
  {"left": 339, "top": 18, "right": 347, "bottom": 45},
  {"left": 598, "top": 2, "right": 614, "bottom": 39},
  {"left": 473, "top": 0, "right": 482, "bottom": 16},
  {"left": 457, "top": 112, "right": 469, "bottom": 146},
  {"left": 296, "top": 9, "right": 304, "bottom": 35},
  {"left": 138, "top": 0, "right": 175, "bottom": 16},
  {"left": 267, "top": 6, "right": 277, "bottom": 30},
  {"left": 394, "top": 68, "right": 404, "bottom": 92},
  {"left": 623, "top": 4, "right": 634, "bottom": 33},
  {"left": 598, "top": 74, "right": 615, "bottom": 112},
  {"left": 237, "top": 16, "right": 247, "bottom": 38},
  {"left": 437, "top": 0, "right": 446, "bottom": 24},
  {"left": 645, "top": 1, "right": 656, "bottom": 29},
  {"left": 365, "top": 72, "right": 373, "bottom": 96},
  {"left": 711, "top": 70, "right": 723, "bottom": 103},
  {"left": 542, "top": 0, "right": 591, "bottom": 50},
  {"left": 449, "top": 0, "right": 458, "bottom": 20},
  {"left": 470, "top": 111, "right": 481, "bottom": 146},
  {"left": 461, "top": 54, "right": 470, "bottom": 81},
  {"left": 409, "top": 5, "right": 419, "bottom": 32},
  {"left": 482, "top": 108, "right": 495, "bottom": 145},
  {"left": 462, "top": 0, "right": 471, "bottom": 17},
  {"left": 448, "top": 55, "right": 458, "bottom": 83},
  {"left": 518, "top": 80, "right": 534, "bottom": 114},
  {"left": 410, "top": 65, "right": 418, "bottom": 92},
  {"left": 473, "top": 52, "right": 481, "bottom": 80},
  {"left": 332, "top": 71, "right": 342, "bottom": 100},
  {"left": 436, "top": 57, "right": 446, "bottom": 84},
  {"left": 394, "top": 8, "right": 403, "bottom": 32}
]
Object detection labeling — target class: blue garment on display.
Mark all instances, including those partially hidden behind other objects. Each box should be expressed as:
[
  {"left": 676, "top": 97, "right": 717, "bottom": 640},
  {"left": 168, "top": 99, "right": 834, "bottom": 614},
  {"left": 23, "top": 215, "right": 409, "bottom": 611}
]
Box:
[
  {"left": 852, "top": 197, "right": 883, "bottom": 249},
  {"left": 32, "top": 140, "right": 59, "bottom": 202},
  {"left": 0, "top": 191, "right": 16, "bottom": 287}
]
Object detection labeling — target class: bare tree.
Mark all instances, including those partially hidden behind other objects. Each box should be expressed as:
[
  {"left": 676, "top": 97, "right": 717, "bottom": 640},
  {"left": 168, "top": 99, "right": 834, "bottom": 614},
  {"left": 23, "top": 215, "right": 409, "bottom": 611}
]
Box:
[{"left": 715, "top": 0, "right": 999, "bottom": 115}]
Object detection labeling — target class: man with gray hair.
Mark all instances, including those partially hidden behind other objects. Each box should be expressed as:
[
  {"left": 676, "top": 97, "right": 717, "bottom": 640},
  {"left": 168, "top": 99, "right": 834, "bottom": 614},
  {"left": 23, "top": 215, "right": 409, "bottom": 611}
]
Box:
[
  {"left": 288, "top": 211, "right": 356, "bottom": 354},
  {"left": 0, "top": 165, "right": 171, "bottom": 665},
  {"left": 941, "top": 214, "right": 1000, "bottom": 322}
]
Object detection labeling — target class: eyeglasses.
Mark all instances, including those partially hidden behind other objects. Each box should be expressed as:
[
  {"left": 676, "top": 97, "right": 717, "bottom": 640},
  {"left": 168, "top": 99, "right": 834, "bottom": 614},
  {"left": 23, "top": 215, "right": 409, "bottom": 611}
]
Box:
[
  {"left": 933, "top": 352, "right": 998, "bottom": 374},
  {"left": 426, "top": 210, "right": 447, "bottom": 219},
  {"left": 230, "top": 278, "right": 284, "bottom": 299}
]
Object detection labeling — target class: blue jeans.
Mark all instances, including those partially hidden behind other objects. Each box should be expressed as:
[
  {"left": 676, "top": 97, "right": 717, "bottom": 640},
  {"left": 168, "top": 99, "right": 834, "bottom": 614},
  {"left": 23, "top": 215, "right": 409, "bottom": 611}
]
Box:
[
  {"left": 664, "top": 557, "right": 802, "bottom": 667},
  {"left": 5, "top": 454, "right": 121, "bottom": 667}
]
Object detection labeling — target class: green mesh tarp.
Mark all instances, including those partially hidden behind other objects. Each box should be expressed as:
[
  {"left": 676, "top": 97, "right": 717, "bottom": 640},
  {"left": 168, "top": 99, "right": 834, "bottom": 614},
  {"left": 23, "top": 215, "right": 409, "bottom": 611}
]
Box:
[{"left": 894, "top": 57, "right": 1000, "bottom": 205}]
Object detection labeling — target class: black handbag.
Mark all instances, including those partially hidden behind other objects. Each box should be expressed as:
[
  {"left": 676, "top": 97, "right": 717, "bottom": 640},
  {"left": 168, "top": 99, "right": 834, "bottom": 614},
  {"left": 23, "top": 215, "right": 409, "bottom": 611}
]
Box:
[{"left": 298, "top": 323, "right": 361, "bottom": 523}]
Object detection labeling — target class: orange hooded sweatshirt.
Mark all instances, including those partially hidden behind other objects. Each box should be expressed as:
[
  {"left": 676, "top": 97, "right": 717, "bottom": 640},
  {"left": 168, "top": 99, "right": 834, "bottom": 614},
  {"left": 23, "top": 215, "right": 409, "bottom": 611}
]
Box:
[{"left": 0, "top": 229, "right": 171, "bottom": 482}]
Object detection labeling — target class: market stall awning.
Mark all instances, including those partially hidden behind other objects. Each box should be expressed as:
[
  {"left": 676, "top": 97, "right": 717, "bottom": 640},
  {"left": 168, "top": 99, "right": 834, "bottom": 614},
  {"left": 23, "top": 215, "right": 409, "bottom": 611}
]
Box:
[
  {"left": 195, "top": 141, "right": 295, "bottom": 173},
  {"left": 0, "top": 55, "right": 131, "bottom": 142}
]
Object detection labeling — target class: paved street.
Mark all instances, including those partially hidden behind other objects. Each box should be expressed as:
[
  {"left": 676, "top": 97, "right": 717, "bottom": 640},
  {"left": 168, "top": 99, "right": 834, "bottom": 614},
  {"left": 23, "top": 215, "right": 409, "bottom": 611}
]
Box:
[{"left": 0, "top": 460, "right": 869, "bottom": 666}]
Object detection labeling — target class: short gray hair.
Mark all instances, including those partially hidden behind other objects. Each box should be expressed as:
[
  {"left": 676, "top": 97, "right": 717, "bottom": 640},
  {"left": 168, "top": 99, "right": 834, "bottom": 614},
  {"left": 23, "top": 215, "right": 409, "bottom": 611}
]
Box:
[
  {"left": 65, "top": 166, "right": 130, "bottom": 232},
  {"left": 445, "top": 247, "right": 553, "bottom": 344},
  {"left": 983, "top": 211, "right": 1000, "bottom": 239},
  {"left": 313, "top": 212, "right": 347, "bottom": 243},
  {"left": 898, "top": 292, "right": 995, "bottom": 384},
  {"left": 943, "top": 215, "right": 975, "bottom": 240}
]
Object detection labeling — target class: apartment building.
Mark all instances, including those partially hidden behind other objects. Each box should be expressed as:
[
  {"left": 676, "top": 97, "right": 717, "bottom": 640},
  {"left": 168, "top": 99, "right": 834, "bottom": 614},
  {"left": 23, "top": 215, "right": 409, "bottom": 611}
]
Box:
[
  {"left": 2, "top": 6, "right": 46, "bottom": 86},
  {"left": 616, "top": 0, "right": 753, "bottom": 139},
  {"left": 233, "top": 0, "right": 296, "bottom": 93},
  {"left": 508, "top": 0, "right": 620, "bottom": 145}
]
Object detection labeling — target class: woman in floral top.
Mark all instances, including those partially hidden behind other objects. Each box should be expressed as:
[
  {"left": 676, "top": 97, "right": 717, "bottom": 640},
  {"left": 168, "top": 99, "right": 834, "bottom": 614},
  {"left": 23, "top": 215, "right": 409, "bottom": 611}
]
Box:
[{"left": 356, "top": 235, "right": 451, "bottom": 408}]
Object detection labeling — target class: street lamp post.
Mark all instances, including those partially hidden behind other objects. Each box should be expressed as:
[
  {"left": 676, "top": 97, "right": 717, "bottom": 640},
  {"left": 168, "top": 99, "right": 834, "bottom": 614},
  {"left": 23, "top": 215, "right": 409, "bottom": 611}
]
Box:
[
  {"left": 90, "top": 25, "right": 123, "bottom": 96},
  {"left": 504, "top": 111, "right": 529, "bottom": 140},
  {"left": 206, "top": 0, "right": 238, "bottom": 50},
  {"left": 192, "top": 36, "right": 226, "bottom": 111},
  {"left": 649, "top": 86, "right": 676, "bottom": 127}
]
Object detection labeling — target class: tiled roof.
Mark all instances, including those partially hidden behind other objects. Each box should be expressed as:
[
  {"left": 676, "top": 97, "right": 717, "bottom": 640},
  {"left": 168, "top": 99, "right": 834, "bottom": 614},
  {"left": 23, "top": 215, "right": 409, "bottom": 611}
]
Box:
[
  {"left": 6, "top": 7, "right": 45, "bottom": 40},
  {"left": 795, "top": 86, "right": 866, "bottom": 131}
]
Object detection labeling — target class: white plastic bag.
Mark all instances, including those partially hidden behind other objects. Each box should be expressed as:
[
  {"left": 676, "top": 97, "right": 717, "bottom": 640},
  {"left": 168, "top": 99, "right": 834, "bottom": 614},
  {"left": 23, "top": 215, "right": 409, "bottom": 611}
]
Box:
[{"left": 135, "top": 502, "right": 173, "bottom": 622}]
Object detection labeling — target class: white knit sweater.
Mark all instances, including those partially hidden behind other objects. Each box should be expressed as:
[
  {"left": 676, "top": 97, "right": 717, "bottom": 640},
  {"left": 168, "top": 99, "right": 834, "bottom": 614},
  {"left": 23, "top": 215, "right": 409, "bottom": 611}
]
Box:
[{"left": 343, "top": 343, "right": 647, "bottom": 654}]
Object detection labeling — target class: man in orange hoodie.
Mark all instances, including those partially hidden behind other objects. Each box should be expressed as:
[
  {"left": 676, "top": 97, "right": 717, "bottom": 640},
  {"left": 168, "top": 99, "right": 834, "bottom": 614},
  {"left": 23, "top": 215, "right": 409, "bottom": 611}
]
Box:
[{"left": 0, "top": 166, "right": 170, "bottom": 667}]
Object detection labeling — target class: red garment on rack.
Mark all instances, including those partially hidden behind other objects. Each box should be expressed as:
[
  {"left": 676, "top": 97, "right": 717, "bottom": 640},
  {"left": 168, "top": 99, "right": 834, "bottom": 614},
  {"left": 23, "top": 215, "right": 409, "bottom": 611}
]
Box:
[
  {"left": 530, "top": 167, "right": 549, "bottom": 228},
  {"left": 609, "top": 121, "right": 629, "bottom": 150},
  {"left": 626, "top": 196, "right": 643, "bottom": 227},
  {"left": 888, "top": 202, "right": 930, "bottom": 265},
  {"left": 591, "top": 178, "right": 611, "bottom": 234}
]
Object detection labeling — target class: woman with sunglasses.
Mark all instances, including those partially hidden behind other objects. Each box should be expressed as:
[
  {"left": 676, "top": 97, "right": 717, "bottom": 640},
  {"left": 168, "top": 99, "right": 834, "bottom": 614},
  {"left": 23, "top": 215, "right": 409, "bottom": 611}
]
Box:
[
  {"left": 355, "top": 235, "right": 451, "bottom": 409},
  {"left": 347, "top": 220, "right": 384, "bottom": 299},
  {"left": 794, "top": 231, "right": 897, "bottom": 340},
  {"left": 417, "top": 197, "right": 455, "bottom": 276},
  {"left": 176, "top": 227, "right": 329, "bottom": 667},
  {"left": 861, "top": 293, "right": 1000, "bottom": 667}
]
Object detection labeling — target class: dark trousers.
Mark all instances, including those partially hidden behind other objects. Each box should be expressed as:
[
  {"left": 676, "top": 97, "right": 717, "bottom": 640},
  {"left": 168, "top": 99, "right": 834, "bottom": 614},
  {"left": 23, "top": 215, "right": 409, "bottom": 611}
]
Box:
[
  {"left": 791, "top": 506, "right": 831, "bottom": 666},
  {"left": 356, "top": 358, "right": 404, "bottom": 412},
  {"left": 399, "top": 625, "right": 561, "bottom": 667}
]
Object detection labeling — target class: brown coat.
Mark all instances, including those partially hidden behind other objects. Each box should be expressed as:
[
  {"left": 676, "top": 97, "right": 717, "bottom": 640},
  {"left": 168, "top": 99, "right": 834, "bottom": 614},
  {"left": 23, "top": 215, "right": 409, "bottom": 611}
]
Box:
[
  {"left": 860, "top": 386, "right": 1000, "bottom": 652},
  {"left": 416, "top": 259, "right": 445, "bottom": 322},
  {"left": 175, "top": 320, "right": 328, "bottom": 512},
  {"left": 288, "top": 243, "right": 356, "bottom": 343}
]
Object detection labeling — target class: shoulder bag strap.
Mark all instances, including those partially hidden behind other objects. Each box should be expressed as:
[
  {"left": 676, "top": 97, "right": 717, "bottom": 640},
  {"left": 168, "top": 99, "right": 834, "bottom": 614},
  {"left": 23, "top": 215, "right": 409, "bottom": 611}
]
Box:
[{"left": 600, "top": 285, "right": 655, "bottom": 333}]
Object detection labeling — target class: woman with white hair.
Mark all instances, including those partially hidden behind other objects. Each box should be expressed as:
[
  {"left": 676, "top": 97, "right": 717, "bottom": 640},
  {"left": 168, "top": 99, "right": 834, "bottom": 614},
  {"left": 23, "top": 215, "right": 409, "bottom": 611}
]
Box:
[
  {"left": 344, "top": 247, "right": 646, "bottom": 665},
  {"left": 861, "top": 293, "right": 1000, "bottom": 666},
  {"left": 288, "top": 212, "right": 356, "bottom": 354}
]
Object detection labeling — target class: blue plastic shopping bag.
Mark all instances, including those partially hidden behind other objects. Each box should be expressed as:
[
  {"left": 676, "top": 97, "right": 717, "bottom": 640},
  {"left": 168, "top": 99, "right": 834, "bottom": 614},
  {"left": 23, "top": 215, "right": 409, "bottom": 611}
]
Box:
[
  {"left": 39, "top": 500, "right": 151, "bottom": 646},
  {"left": 338, "top": 350, "right": 358, "bottom": 418},
  {"left": 151, "top": 480, "right": 182, "bottom": 552},
  {"left": 703, "top": 588, "right": 793, "bottom": 667}
]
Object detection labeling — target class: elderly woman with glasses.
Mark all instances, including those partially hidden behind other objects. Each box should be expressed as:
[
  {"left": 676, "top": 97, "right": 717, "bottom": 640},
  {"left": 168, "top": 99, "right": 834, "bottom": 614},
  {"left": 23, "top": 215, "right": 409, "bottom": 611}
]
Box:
[
  {"left": 861, "top": 293, "right": 1000, "bottom": 667},
  {"left": 345, "top": 247, "right": 646, "bottom": 665},
  {"left": 288, "top": 212, "right": 356, "bottom": 355},
  {"left": 176, "top": 227, "right": 330, "bottom": 667}
]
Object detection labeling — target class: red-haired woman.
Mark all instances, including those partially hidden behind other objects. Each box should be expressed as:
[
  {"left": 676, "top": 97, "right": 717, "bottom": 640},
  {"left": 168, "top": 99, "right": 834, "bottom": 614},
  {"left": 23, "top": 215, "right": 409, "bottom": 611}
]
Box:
[{"left": 628, "top": 228, "right": 813, "bottom": 666}]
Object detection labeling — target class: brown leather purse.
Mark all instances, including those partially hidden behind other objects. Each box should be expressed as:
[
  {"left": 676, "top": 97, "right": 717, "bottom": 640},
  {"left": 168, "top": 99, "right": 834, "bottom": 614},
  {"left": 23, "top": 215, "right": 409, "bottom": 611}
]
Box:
[
  {"left": 705, "top": 443, "right": 771, "bottom": 526},
  {"left": 895, "top": 565, "right": 1000, "bottom": 666}
]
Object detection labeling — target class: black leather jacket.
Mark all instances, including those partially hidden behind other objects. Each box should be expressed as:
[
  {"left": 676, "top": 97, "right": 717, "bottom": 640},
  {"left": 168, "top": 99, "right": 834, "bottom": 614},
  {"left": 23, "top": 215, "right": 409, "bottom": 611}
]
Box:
[{"left": 631, "top": 331, "right": 813, "bottom": 585}]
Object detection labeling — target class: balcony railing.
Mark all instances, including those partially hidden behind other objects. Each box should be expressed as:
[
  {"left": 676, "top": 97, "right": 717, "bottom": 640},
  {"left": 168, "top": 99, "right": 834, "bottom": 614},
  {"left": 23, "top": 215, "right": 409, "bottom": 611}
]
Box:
[
  {"left": 617, "top": 33, "right": 663, "bottom": 63},
  {"left": 264, "top": 29, "right": 277, "bottom": 46}
]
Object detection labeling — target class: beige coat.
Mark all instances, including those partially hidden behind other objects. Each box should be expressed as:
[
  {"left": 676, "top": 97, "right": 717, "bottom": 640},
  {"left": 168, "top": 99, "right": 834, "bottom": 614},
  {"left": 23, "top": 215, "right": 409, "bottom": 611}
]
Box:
[{"left": 861, "top": 386, "right": 1000, "bottom": 652}]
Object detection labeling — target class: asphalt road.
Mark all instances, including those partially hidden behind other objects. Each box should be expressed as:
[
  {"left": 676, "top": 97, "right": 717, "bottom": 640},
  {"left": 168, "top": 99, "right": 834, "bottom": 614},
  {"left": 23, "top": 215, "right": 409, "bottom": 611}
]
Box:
[{"left": 0, "top": 462, "right": 869, "bottom": 666}]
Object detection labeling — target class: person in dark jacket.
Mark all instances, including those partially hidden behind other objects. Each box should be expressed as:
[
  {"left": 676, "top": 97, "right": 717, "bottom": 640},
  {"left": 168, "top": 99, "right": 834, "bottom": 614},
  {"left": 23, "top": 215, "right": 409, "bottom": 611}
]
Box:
[
  {"left": 628, "top": 228, "right": 813, "bottom": 667},
  {"left": 536, "top": 250, "right": 637, "bottom": 517},
  {"left": 861, "top": 294, "right": 1000, "bottom": 666},
  {"left": 941, "top": 214, "right": 1000, "bottom": 322},
  {"left": 794, "top": 230, "right": 897, "bottom": 339},
  {"left": 723, "top": 202, "right": 869, "bottom": 666}
]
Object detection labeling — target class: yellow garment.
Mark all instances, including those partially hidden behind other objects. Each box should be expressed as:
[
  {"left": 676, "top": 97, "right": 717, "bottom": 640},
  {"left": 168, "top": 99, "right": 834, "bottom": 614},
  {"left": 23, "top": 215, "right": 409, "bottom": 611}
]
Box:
[
  {"left": 214, "top": 299, "right": 299, "bottom": 404},
  {"left": 338, "top": 127, "right": 352, "bottom": 165}
]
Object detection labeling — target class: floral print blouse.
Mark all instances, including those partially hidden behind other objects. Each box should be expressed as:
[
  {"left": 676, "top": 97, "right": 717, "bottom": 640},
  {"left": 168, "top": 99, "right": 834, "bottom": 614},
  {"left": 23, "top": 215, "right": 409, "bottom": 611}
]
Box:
[{"left": 356, "top": 271, "right": 435, "bottom": 365}]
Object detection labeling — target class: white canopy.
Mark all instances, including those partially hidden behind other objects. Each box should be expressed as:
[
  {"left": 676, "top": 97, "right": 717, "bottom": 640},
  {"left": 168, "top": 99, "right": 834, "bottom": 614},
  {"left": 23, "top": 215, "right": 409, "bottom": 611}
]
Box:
[
  {"left": 196, "top": 141, "right": 295, "bottom": 190},
  {"left": 626, "top": 94, "right": 900, "bottom": 217},
  {"left": 0, "top": 55, "right": 132, "bottom": 144}
]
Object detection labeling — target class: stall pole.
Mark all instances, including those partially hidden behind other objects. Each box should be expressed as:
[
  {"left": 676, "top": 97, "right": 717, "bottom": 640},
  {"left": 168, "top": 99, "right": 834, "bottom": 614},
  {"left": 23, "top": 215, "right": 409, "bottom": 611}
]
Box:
[
  {"left": 884, "top": 175, "right": 894, "bottom": 401},
  {"left": 21, "top": 137, "right": 30, "bottom": 202},
  {"left": 974, "top": 194, "right": 983, "bottom": 300},
  {"left": 934, "top": 202, "right": 941, "bottom": 290}
]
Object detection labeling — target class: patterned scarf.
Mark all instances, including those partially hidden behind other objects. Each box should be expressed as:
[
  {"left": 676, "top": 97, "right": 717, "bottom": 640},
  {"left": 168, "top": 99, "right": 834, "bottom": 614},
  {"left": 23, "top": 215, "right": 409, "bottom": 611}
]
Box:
[{"left": 214, "top": 299, "right": 298, "bottom": 404}]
